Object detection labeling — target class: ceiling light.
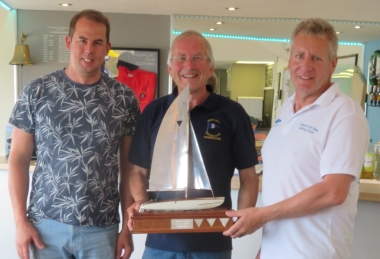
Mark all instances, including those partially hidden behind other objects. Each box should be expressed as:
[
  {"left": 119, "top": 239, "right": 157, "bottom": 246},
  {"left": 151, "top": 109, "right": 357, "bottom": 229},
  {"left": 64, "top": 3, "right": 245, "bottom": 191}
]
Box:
[
  {"left": 236, "top": 61, "right": 274, "bottom": 65},
  {"left": 355, "top": 26, "right": 361, "bottom": 29},
  {"left": 209, "top": 28, "right": 216, "bottom": 31},
  {"left": 336, "top": 72, "right": 353, "bottom": 76},
  {"left": 226, "top": 7, "right": 238, "bottom": 11},
  {"left": 172, "top": 31, "right": 363, "bottom": 46},
  {"left": 332, "top": 75, "right": 351, "bottom": 78},
  {"left": 336, "top": 31, "right": 341, "bottom": 34},
  {"left": 59, "top": 3, "right": 72, "bottom": 7},
  {"left": 216, "top": 21, "right": 224, "bottom": 25},
  {"left": 0, "top": 0, "right": 11, "bottom": 11}
]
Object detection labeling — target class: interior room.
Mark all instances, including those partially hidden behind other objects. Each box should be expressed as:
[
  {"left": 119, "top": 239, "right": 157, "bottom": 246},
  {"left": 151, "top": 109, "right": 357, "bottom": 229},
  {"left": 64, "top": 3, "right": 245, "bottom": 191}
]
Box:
[{"left": 1, "top": 0, "right": 380, "bottom": 258}]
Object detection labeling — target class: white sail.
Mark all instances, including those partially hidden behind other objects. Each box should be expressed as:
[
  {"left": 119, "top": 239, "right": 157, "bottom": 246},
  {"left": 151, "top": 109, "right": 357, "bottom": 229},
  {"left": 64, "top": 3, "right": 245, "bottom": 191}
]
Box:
[
  {"left": 148, "top": 86, "right": 190, "bottom": 191},
  {"left": 144, "top": 85, "right": 224, "bottom": 211},
  {"left": 188, "top": 122, "right": 212, "bottom": 190}
]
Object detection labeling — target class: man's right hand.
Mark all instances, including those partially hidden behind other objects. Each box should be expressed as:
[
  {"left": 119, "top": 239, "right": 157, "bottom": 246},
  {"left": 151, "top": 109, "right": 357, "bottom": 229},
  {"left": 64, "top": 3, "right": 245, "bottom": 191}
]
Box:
[
  {"left": 126, "top": 200, "right": 145, "bottom": 232},
  {"left": 15, "top": 219, "right": 44, "bottom": 259}
]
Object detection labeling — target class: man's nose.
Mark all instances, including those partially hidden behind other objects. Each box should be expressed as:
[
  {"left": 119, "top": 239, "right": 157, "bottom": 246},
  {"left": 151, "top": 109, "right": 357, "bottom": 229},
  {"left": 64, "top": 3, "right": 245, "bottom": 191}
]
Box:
[
  {"left": 84, "top": 43, "right": 94, "bottom": 53},
  {"left": 300, "top": 58, "right": 313, "bottom": 71}
]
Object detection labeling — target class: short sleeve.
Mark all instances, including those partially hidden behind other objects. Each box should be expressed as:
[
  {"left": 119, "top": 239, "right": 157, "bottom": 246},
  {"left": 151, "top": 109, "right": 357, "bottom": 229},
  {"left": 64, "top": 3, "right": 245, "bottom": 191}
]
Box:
[
  {"left": 232, "top": 104, "right": 258, "bottom": 170},
  {"left": 320, "top": 112, "right": 369, "bottom": 180},
  {"left": 8, "top": 81, "right": 37, "bottom": 134},
  {"left": 123, "top": 91, "right": 140, "bottom": 136}
]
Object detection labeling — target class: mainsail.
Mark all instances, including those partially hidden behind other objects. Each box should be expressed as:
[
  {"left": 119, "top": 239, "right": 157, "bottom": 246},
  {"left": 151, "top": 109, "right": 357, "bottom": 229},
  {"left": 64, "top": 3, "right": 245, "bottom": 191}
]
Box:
[{"left": 148, "top": 85, "right": 212, "bottom": 193}]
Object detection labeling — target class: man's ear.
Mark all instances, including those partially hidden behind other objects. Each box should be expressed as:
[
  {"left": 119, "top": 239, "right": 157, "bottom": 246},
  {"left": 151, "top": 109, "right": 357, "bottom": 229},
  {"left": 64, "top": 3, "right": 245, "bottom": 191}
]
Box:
[
  {"left": 65, "top": 36, "right": 71, "bottom": 51},
  {"left": 106, "top": 42, "right": 111, "bottom": 53},
  {"left": 330, "top": 56, "right": 338, "bottom": 75}
]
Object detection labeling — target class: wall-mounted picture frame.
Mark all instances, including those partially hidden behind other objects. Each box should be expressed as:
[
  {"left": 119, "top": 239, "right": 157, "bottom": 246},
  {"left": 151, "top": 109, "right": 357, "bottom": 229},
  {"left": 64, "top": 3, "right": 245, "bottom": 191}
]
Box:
[
  {"left": 281, "top": 68, "right": 295, "bottom": 104},
  {"left": 104, "top": 47, "right": 160, "bottom": 112},
  {"left": 277, "top": 72, "right": 282, "bottom": 100}
]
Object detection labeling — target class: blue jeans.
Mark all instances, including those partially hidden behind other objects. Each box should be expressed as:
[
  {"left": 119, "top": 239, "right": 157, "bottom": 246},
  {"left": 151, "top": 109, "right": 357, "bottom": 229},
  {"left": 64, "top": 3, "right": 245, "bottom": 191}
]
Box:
[
  {"left": 143, "top": 247, "right": 232, "bottom": 259},
  {"left": 29, "top": 216, "right": 118, "bottom": 259}
]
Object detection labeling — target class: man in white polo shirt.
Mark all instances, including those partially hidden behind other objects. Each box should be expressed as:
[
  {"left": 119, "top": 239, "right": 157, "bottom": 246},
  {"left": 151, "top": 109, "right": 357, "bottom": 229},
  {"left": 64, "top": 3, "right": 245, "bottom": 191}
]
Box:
[{"left": 224, "top": 18, "right": 369, "bottom": 259}]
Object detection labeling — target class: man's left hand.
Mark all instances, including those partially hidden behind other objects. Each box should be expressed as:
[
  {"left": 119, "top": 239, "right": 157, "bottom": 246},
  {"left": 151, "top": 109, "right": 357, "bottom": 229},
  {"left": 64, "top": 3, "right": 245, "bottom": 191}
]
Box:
[
  {"left": 223, "top": 208, "right": 266, "bottom": 238},
  {"left": 115, "top": 228, "right": 134, "bottom": 259}
]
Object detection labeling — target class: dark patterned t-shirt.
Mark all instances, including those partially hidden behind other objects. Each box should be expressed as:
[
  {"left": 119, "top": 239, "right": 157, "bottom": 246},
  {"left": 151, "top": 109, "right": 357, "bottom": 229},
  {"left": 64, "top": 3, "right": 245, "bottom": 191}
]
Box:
[{"left": 9, "top": 69, "right": 139, "bottom": 226}]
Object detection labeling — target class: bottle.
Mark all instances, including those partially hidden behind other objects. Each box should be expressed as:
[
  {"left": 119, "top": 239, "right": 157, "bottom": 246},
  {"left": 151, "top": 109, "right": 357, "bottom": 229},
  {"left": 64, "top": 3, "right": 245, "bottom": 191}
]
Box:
[
  {"left": 374, "top": 142, "right": 380, "bottom": 180},
  {"left": 361, "top": 139, "right": 374, "bottom": 179}
]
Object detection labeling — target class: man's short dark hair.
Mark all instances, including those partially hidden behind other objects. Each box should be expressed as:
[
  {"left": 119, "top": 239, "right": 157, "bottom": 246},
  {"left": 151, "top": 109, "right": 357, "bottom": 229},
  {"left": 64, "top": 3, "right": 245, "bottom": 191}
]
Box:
[{"left": 69, "top": 9, "right": 110, "bottom": 43}]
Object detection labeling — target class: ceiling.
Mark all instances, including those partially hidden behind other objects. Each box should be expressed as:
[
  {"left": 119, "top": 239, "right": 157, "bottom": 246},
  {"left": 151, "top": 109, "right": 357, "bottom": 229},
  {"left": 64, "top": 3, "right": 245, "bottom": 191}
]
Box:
[
  {"left": 4, "top": 0, "right": 380, "bottom": 43},
  {"left": 3, "top": 0, "right": 379, "bottom": 70}
]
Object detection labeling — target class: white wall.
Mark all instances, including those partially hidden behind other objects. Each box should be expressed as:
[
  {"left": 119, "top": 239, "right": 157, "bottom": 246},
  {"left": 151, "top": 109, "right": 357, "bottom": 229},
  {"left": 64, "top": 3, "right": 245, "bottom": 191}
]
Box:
[
  {"left": 0, "top": 169, "right": 21, "bottom": 258},
  {"left": 0, "top": 9, "right": 16, "bottom": 157}
]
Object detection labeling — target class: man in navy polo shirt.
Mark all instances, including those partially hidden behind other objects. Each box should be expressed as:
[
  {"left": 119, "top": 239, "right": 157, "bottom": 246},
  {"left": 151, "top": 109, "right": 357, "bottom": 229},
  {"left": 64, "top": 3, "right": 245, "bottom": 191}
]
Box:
[{"left": 127, "top": 30, "right": 259, "bottom": 259}]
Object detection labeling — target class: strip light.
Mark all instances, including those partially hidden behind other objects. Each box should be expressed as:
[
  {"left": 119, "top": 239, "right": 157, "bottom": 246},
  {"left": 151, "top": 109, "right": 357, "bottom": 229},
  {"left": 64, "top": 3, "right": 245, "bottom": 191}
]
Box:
[
  {"left": 173, "top": 30, "right": 289, "bottom": 43},
  {"left": 172, "top": 31, "right": 363, "bottom": 45},
  {"left": 0, "top": 0, "right": 11, "bottom": 11},
  {"left": 173, "top": 15, "right": 380, "bottom": 26}
]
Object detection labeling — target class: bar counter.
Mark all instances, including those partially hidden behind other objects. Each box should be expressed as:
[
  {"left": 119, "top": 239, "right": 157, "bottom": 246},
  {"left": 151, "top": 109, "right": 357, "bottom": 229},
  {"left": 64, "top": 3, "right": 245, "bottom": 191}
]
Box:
[
  {"left": 231, "top": 175, "right": 380, "bottom": 202},
  {"left": 2, "top": 156, "right": 379, "bottom": 202}
]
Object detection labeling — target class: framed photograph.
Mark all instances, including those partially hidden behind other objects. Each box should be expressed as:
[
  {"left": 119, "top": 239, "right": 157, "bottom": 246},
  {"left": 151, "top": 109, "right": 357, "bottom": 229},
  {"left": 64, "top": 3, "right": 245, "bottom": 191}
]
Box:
[
  {"left": 277, "top": 72, "right": 282, "bottom": 100},
  {"left": 104, "top": 47, "right": 160, "bottom": 111},
  {"left": 281, "top": 68, "right": 295, "bottom": 103}
]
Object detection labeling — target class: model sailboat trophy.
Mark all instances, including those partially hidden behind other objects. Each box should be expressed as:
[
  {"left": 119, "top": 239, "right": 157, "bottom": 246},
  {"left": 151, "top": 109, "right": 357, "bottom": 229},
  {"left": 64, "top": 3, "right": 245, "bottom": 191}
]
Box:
[{"left": 131, "top": 85, "right": 234, "bottom": 233}]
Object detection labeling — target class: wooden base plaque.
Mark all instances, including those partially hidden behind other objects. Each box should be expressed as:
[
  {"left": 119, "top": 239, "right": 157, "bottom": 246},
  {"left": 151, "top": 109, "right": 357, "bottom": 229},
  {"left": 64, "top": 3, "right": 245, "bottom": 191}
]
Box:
[{"left": 131, "top": 207, "right": 234, "bottom": 234}]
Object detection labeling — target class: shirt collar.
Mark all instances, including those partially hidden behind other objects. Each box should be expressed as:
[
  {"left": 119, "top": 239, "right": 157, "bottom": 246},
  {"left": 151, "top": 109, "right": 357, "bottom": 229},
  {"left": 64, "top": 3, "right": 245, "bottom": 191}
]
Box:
[
  {"left": 288, "top": 82, "right": 340, "bottom": 110},
  {"left": 314, "top": 82, "right": 339, "bottom": 107},
  {"left": 170, "top": 85, "right": 217, "bottom": 110}
]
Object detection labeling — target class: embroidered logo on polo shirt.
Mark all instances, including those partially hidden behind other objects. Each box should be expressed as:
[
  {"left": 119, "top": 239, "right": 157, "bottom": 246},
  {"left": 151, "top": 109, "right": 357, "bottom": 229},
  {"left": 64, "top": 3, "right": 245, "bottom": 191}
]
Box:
[
  {"left": 204, "top": 119, "right": 221, "bottom": 141},
  {"left": 274, "top": 118, "right": 282, "bottom": 126},
  {"left": 299, "top": 123, "right": 319, "bottom": 134}
]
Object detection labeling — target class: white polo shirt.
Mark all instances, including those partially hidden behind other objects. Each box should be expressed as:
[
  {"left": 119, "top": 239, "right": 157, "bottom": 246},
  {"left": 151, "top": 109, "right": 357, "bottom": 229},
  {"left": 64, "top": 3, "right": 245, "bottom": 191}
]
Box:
[{"left": 261, "top": 83, "right": 369, "bottom": 259}]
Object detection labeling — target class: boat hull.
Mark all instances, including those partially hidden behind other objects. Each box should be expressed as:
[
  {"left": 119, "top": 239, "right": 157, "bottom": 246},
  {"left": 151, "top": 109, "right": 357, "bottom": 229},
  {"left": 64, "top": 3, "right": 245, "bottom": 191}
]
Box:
[{"left": 139, "top": 197, "right": 225, "bottom": 212}]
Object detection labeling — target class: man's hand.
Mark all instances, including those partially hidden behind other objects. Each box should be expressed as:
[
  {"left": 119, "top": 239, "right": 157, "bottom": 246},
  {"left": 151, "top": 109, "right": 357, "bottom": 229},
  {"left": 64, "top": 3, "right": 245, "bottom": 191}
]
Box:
[
  {"left": 126, "top": 200, "right": 145, "bottom": 232},
  {"left": 15, "top": 219, "right": 44, "bottom": 259},
  {"left": 115, "top": 228, "right": 134, "bottom": 259},
  {"left": 223, "top": 208, "right": 266, "bottom": 238}
]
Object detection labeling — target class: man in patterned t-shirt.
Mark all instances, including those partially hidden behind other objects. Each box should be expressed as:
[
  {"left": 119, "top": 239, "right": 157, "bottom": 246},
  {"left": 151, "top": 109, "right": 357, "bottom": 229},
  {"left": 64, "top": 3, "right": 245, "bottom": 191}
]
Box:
[{"left": 8, "top": 10, "right": 139, "bottom": 259}]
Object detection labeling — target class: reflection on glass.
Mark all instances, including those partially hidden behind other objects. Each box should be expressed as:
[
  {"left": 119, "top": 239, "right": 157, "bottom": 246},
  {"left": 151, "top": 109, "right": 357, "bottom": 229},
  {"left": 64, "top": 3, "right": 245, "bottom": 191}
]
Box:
[
  {"left": 332, "top": 54, "right": 366, "bottom": 109},
  {"left": 332, "top": 54, "right": 357, "bottom": 96}
]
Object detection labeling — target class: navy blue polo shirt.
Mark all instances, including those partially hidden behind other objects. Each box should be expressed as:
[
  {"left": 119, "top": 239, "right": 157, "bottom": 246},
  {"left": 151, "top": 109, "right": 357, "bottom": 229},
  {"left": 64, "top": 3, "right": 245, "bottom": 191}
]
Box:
[{"left": 129, "top": 85, "right": 258, "bottom": 252}]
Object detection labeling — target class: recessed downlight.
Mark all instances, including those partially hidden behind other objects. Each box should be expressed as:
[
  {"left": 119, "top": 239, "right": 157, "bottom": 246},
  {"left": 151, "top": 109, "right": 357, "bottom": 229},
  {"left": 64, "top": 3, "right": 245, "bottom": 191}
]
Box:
[
  {"left": 355, "top": 25, "right": 361, "bottom": 29},
  {"left": 216, "top": 21, "right": 224, "bottom": 25},
  {"left": 226, "top": 7, "right": 238, "bottom": 11},
  {"left": 59, "top": 3, "right": 72, "bottom": 7},
  {"left": 209, "top": 28, "right": 216, "bottom": 31},
  {"left": 336, "top": 31, "right": 341, "bottom": 34}
]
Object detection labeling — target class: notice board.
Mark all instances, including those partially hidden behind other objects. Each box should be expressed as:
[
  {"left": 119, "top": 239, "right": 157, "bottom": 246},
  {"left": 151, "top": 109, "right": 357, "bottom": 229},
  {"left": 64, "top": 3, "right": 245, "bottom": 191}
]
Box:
[{"left": 237, "top": 97, "right": 263, "bottom": 121}]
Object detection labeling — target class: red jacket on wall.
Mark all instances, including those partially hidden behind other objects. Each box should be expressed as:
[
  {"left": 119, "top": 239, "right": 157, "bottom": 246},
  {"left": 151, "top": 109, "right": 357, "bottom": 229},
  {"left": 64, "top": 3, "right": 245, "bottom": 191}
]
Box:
[{"left": 116, "top": 60, "right": 157, "bottom": 112}]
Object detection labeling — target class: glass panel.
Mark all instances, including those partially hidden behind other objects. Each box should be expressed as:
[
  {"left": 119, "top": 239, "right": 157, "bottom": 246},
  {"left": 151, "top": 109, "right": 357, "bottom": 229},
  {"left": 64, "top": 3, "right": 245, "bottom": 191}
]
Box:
[{"left": 332, "top": 54, "right": 357, "bottom": 96}]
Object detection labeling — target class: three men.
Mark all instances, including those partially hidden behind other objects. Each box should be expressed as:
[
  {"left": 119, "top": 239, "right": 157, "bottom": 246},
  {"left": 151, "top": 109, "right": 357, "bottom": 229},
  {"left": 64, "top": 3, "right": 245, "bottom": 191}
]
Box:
[
  {"left": 127, "top": 30, "right": 259, "bottom": 259},
  {"left": 224, "top": 18, "right": 369, "bottom": 259},
  {"left": 8, "top": 10, "right": 139, "bottom": 259}
]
